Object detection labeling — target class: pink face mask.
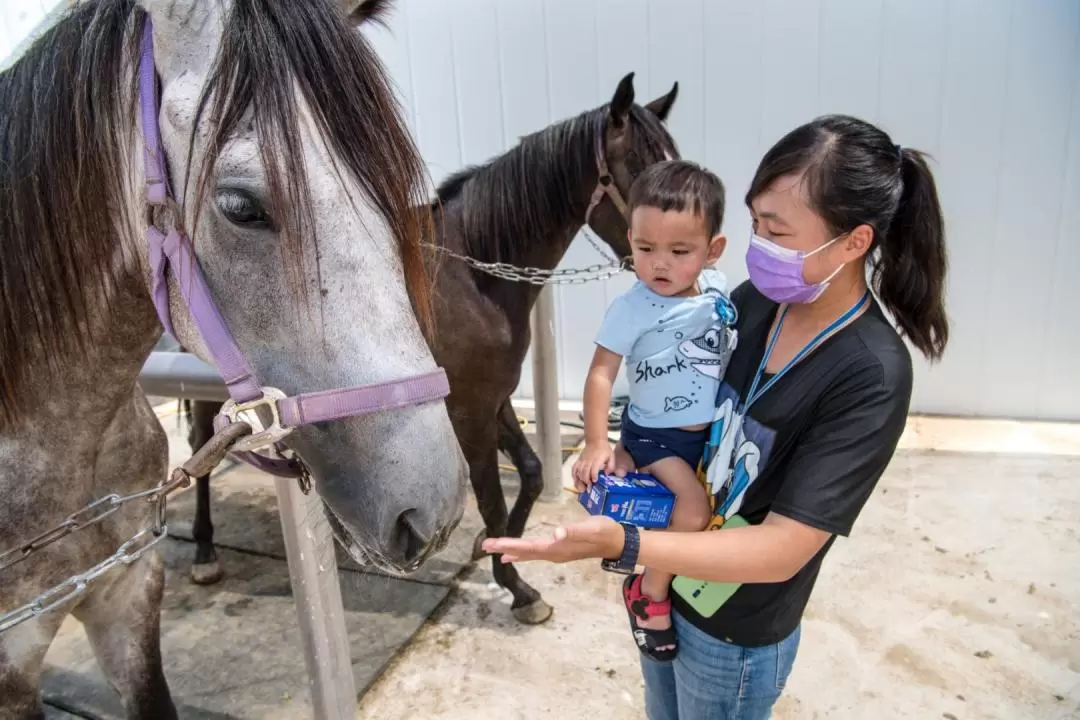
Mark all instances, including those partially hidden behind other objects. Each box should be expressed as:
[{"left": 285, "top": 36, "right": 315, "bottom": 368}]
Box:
[{"left": 745, "top": 233, "right": 845, "bottom": 304}]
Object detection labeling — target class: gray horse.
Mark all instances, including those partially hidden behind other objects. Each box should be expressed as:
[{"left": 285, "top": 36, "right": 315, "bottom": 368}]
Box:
[{"left": 0, "top": 0, "right": 466, "bottom": 716}]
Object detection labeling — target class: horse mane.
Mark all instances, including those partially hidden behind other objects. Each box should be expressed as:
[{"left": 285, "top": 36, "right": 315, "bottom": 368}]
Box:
[
  {"left": 433, "top": 104, "right": 675, "bottom": 265},
  {"left": 0, "top": 0, "right": 432, "bottom": 427}
]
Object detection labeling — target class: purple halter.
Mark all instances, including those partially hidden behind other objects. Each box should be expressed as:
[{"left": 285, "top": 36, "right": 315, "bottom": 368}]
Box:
[{"left": 138, "top": 19, "right": 450, "bottom": 477}]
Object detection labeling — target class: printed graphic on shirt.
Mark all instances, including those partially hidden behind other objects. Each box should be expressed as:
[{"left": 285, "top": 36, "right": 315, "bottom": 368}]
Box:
[
  {"left": 678, "top": 326, "right": 737, "bottom": 380},
  {"left": 663, "top": 395, "right": 693, "bottom": 412},
  {"left": 700, "top": 383, "right": 776, "bottom": 526}
]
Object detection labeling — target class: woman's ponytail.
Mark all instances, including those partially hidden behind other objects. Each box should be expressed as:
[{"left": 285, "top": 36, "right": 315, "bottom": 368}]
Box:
[
  {"left": 873, "top": 149, "right": 949, "bottom": 361},
  {"left": 748, "top": 115, "right": 949, "bottom": 361}
]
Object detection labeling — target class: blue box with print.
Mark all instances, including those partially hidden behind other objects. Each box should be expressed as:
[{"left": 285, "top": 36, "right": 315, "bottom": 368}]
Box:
[{"left": 578, "top": 472, "right": 674, "bottom": 529}]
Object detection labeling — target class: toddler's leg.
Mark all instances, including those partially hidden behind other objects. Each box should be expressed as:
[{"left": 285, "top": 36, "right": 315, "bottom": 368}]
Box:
[{"left": 631, "top": 456, "right": 711, "bottom": 645}]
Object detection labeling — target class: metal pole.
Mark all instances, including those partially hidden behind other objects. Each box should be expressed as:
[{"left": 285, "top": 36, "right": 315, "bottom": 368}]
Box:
[
  {"left": 137, "top": 351, "right": 357, "bottom": 717},
  {"left": 531, "top": 286, "right": 563, "bottom": 501},
  {"left": 274, "top": 476, "right": 357, "bottom": 718},
  {"left": 137, "top": 351, "right": 228, "bottom": 401}
]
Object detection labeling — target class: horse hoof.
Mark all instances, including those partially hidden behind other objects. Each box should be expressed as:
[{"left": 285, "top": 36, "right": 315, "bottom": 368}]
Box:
[
  {"left": 471, "top": 530, "right": 488, "bottom": 561},
  {"left": 512, "top": 599, "right": 553, "bottom": 625},
  {"left": 190, "top": 561, "right": 223, "bottom": 585}
]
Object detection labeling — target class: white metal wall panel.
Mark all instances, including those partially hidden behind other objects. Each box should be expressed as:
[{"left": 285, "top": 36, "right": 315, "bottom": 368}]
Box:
[
  {"left": 5, "top": 0, "right": 1077, "bottom": 420},
  {"left": 363, "top": 0, "right": 1080, "bottom": 422}
]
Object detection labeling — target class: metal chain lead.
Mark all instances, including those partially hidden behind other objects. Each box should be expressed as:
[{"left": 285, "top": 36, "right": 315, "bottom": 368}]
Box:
[
  {"left": 425, "top": 230, "right": 631, "bottom": 286},
  {"left": 0, "top": 494, "right": 125, "bottom": 572},
  {"left": 0, "top": 470, "right": 189, "bottom": 574},
  {"left": 0, "top": 528, "right": 168, "bottom": 633},
  {"left": 0, "top": 465, "right": 194, "bottom": 634}
]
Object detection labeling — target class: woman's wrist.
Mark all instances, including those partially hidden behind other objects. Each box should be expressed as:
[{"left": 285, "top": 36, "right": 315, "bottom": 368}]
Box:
[{"left": 601, "top": 520, "right": 626, "bottom": 559}]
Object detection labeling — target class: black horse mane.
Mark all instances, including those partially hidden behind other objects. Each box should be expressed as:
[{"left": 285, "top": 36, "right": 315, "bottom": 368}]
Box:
[{"left": 434, "top": 104, "right": 675, "bottom": 265}]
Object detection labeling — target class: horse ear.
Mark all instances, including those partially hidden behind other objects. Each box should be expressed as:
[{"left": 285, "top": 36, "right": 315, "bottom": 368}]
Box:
[
  {"left": 644, "top": 82, "right": 679, "bottom": 122},
  {"left": 346, "top": 0, "right": 394, "bottom": 28},
  {"left": 609, "top": 72, "right": 636, "bottom": 129}
]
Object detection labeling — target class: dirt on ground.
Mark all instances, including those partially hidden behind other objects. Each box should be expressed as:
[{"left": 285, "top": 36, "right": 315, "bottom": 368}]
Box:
[{"left": 357, "top": 418, "right": 1080, "bottom": 720}]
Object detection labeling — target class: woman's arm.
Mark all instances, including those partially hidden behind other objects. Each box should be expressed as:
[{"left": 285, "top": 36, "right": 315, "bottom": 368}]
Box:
[
  {"left": 483, "top": 511, "right": 831, "bottom": 585},
  {"left": 634, "top": 513, "right": 831, "bottom": 583}
]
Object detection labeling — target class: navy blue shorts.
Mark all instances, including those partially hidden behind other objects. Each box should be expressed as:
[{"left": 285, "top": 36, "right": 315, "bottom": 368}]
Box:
[{"left": 620, "top": 413, "right": 707, "bottom": 471}]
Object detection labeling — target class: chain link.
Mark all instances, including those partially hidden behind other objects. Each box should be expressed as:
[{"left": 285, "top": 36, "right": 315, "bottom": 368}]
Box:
[
  {"left": 0, "top": 494, "right": 124, "bottom": 572},
  {"left": 0, "top": 467, "right": 193, "bottom": 634},
  {"left": 426, "top": 230, "right": 631, "bottom": 286},
  {"left": 0, "top": 528, "right": 168, "bottom": 633}
]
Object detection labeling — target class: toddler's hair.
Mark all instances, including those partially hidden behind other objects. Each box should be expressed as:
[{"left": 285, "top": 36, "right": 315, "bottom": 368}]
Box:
[{"left": 627, "top": 160, "right": 725, "bottom": 237}]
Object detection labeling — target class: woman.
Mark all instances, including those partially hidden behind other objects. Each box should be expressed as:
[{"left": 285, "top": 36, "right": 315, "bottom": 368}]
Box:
[{"left": 483, "top": 114, "right": 948, "bottom": 719}]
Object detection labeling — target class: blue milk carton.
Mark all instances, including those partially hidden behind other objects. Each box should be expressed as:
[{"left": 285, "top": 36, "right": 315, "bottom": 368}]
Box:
[{"left": 578, "top": 471, "right": 675, "bottom": 529}]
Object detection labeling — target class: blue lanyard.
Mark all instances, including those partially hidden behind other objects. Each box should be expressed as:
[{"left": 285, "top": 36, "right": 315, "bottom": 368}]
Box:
[{"left": 741, "top": 291, "right": 871, "bottom": 413}]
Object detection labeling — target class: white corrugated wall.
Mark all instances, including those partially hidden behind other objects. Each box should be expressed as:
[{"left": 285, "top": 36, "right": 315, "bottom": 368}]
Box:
[
  {"left": 5, "top": 0, "right": 1078, "bottom": 421},
  {"left": 364, "top": 0, "right": 1080, "bottom": 422}
]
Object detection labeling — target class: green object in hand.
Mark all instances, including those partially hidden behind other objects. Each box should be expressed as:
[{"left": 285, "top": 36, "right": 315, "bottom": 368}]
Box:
[{"left": 671, "top": 514, "right": 749, "bottom": 618}]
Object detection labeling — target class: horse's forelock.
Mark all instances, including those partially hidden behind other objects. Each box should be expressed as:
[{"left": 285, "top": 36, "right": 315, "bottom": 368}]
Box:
[
  {"left": 188, "top": 0, "right": 433, "bottom": 334},
  {"left": 0, "top": 0, "right": 435, "bottom": 429}
]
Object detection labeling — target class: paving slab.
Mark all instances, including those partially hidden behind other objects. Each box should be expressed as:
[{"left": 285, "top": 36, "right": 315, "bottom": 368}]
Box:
[{"left": 42, "top": 538, "right": 448, "bottom": 719}]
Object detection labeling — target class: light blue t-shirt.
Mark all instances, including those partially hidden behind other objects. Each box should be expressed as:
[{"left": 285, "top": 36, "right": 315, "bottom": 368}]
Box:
[{"left": 595, "top": 267, "right": 737, "bottom": 429}]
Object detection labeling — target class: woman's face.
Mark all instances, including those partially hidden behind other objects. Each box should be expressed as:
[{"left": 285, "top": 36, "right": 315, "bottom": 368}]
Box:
[{"left": 748, "top": 173, "right": 847, "bottom": 286}]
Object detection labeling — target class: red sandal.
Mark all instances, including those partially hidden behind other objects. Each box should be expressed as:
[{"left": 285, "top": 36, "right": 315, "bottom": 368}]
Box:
[{"left": 622, "top": 574, "right": 677, "bottom": 662}]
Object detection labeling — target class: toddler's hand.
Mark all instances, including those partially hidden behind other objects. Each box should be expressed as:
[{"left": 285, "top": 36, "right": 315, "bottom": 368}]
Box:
[{"left": 572, "top": 442, "right": 615, "bottom": 491}]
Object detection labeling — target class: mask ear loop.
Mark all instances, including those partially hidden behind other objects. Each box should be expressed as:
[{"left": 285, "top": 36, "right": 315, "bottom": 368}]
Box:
[{"left": 802, "top": 232, "right": 849, "bottom": 301}]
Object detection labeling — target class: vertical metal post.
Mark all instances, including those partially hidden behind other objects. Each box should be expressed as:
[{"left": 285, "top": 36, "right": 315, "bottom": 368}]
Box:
[
  {"left": 531, "top": 286, "right": 563, "bottom": 501},
  {"left": 274, "top": 476, "right": 356, "bottom": 718}
]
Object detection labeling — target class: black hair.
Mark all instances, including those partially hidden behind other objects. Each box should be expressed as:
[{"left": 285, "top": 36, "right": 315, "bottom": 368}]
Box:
[
  {"left": 628, "top": 159, "right": 725, "bottom": 237},
  {"left": 746, "top": 114, "right": 948, "bottom": 361}
]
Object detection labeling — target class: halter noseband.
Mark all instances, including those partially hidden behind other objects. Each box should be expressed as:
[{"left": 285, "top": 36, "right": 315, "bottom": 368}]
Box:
[{"left": 138, "top": 19, "right": 450, "bottom": 477}]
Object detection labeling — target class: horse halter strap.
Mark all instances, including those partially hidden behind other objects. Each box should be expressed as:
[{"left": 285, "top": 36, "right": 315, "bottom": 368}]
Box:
[
  {"left": 583, "top": 117, "right": 630, "bottom": 229},
  {"left": 137, "top": 19, "right": 450, "bottom": 477}
]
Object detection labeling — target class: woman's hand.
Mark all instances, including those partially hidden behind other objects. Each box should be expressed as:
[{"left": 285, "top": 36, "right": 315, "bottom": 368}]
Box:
[
  {"left": 481, "top": 516, "right": 624, "bottom": 564},
  {"left": 571, "top": 442, "right": 615, "bottom": 490}
]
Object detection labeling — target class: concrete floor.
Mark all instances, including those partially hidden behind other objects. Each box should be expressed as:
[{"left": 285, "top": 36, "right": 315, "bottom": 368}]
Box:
[
  {"left": 357, "top": 415, "right": 1080, "bottom": 720},
  {"left": 38, "top": 410, "right": 1080, "bottom": 719}
]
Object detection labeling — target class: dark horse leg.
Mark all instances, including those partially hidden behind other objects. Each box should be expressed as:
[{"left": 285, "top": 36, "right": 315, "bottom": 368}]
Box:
[
  {"left": 187, "top": 399, "right": 225, "bottom": 585},
  {"left": 469, "top": 399, "right": 553, "bottom": 624}
]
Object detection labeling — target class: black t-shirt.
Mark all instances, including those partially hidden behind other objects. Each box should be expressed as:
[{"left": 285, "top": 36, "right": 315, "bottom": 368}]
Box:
[{"left": 670, "top": 281, "right": 913, "bottom": 647}]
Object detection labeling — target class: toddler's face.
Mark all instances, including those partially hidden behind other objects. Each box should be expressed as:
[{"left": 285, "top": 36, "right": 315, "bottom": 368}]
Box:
[{"left": 628, "top": 206, "right": 724, "bottom": 297}]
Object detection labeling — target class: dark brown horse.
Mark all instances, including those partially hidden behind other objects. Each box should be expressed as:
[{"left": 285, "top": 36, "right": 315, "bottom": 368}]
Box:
[{"left": 181, "top": 72, "right": 680, "bottom": 622}]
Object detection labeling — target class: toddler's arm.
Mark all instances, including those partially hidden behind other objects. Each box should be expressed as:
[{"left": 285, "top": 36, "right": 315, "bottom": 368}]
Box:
[{"left": 572, "top": 346, "right": 623, "bottom": 489}]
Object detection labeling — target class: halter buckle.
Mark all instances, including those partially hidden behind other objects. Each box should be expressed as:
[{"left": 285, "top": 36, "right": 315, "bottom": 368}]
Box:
[{"left": 219, "top": 387, "right": 294, "bottom": 452}]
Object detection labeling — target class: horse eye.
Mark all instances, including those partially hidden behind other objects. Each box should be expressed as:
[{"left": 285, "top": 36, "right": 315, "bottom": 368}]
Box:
[{"left": 215, "top": 188, "right": 274, "bottom": 230}]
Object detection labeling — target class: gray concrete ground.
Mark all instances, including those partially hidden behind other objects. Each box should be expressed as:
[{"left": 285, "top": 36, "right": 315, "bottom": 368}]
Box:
[{"left": 39, "top": 409, "right": 1080, "bottom": 719}]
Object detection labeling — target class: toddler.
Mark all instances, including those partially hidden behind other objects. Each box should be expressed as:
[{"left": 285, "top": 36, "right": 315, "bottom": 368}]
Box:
[{"left": 573, "top": 159, "right": 737, "bottom": 661}]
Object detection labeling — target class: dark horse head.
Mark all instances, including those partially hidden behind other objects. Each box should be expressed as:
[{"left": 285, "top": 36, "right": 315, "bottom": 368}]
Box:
[{"left": 434, "top": 72, "right": 680, "bottom": 277}]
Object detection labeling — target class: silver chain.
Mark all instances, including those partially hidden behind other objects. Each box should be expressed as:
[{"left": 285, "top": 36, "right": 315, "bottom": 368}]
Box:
[
  {"left": 0, "top": 469, "right": 190, "bottom": 634},
  {"left": 0, "top": 529, "right": 167, "bottom": 633},
  {"left": 426, "top": 230, "right": 630, "bottom": 286}
]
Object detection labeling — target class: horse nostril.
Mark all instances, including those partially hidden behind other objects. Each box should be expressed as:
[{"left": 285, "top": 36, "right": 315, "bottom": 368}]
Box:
[{"left": 395, "top": 509, "right": 431, "bottom": 565}]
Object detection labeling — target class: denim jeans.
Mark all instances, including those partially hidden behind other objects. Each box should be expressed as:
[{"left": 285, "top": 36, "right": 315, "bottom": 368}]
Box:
[{"left": 640, "top": 609, "right": 800, "bottom": 720}]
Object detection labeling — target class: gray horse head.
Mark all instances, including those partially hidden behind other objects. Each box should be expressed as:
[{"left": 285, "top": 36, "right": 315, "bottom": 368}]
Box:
[
  {"left": 0, "top": 0, "right": 468, "bottom": 574},
  {"left": 143, "top": 0, "right": 469, "bottom": 571}
]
